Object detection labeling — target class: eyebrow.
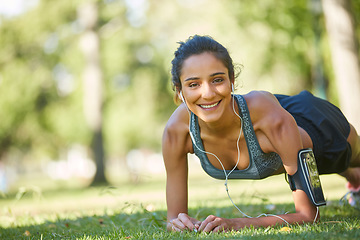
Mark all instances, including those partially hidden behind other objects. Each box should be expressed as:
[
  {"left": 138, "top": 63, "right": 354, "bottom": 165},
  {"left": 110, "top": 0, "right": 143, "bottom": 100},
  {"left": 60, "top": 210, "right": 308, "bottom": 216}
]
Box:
[
  {"left": 210, "top": 72, "right": 226, "bottom": 77},
  {"left": 184, "top": 72, "right": 226, "bottom": 82}
]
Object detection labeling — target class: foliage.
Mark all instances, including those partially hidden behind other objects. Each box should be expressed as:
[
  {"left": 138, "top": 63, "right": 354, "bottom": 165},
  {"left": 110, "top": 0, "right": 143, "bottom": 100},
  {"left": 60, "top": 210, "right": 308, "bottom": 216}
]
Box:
[
  {"left": 0, "top": 0, "right": 359, "bottom": 180},
  {"left": 0, "top": 0, "right": 87, "bottom": 160},
  {"left": 0, "top": 0, "right": 178, "bottom": 164}
]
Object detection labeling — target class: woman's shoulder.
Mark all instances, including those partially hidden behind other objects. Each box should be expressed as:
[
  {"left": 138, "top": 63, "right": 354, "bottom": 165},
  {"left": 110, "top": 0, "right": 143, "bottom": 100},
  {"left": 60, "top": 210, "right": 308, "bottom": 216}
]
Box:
[
  {"left": 242, "top": 90, "right": 287, "bottom": 127},
  {"left": 162, "top": 104, "right": 193, "bottom": 157},
  {"left": 163, "top": 104, "right": 191, "bottom": 143},
  {"left": 242, "top": 90, "right": 279, "bottom": 112},
  {"left": 164, "top": 104, "right": 189, "bottom": 133}
]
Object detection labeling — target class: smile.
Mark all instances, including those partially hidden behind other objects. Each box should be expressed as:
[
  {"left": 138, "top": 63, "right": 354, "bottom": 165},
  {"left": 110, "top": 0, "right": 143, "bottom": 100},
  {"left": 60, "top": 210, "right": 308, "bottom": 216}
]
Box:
[{"left": 199, "top": 101, "right": 221, "bottom": 109}]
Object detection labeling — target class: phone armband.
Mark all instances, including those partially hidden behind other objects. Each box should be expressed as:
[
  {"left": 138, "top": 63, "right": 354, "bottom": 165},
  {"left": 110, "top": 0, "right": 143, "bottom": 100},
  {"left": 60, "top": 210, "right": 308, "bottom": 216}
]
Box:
[{"left": 287, "top": 148, "right": 326, "bottom": 206}]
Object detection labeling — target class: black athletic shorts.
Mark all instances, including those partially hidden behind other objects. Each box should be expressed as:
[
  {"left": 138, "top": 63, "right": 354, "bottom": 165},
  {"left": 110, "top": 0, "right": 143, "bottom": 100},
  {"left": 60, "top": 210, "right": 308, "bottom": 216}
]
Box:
[{"left": 275, "top": 90, "right": 352, "bottom": 174}]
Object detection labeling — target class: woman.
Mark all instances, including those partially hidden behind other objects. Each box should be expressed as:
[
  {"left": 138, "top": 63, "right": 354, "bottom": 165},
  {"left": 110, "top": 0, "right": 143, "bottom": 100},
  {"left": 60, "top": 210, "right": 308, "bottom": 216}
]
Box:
[{"left": 162, "top": 35, "right": 360, "bottom": 232}]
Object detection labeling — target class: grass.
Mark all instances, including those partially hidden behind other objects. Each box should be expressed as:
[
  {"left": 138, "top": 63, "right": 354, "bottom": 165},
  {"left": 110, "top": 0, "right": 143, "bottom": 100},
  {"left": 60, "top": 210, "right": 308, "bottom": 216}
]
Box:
[{"left": 0, "top": 169, "right": 359, "bottom": 239}]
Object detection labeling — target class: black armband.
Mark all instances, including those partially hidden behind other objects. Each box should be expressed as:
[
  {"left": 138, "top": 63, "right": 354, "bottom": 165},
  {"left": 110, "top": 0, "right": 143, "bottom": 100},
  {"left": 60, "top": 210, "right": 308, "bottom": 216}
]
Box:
[{"left": 287, "top": 148, "right": 326, "bottom": 207}]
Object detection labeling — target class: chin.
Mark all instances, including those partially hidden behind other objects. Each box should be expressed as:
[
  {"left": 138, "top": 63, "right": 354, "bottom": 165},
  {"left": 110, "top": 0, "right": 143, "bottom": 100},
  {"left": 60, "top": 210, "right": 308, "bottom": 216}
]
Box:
[{"left": 197, "top": 112, "right": 223, "bottom": 124}]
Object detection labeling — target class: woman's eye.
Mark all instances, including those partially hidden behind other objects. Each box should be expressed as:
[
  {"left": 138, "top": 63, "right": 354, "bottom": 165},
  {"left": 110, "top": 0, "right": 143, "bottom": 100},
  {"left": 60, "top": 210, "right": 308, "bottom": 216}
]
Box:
[
  {"left": 213, "top": 78, "right": 223, "bottom": 83},
  {"left": 189, "top": 82, "right": 199, "bottom": 88}
]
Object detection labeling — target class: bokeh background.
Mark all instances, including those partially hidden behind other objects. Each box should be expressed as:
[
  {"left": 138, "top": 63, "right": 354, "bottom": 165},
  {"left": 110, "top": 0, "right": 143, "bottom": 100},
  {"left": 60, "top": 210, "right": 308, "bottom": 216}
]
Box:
[{"left": 0, "top": 0, "right": 359, "bottom": 195}]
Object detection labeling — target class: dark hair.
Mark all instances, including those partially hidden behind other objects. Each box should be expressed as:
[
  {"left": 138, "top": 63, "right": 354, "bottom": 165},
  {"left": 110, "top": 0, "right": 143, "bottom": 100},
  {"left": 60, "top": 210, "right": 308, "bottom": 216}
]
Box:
[{"left": 171, "top": 35, "right": 236, "bottom": 92}]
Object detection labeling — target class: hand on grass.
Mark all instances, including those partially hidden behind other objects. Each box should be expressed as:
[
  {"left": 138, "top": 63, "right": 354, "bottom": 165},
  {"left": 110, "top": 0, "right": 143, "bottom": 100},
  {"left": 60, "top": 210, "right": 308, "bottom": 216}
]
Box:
[
  {"left": 168, "top": 213, "right": 201, "bottom": 232},
  {"left": 198, "top": 215, "right": 235, "bottom": 232}
]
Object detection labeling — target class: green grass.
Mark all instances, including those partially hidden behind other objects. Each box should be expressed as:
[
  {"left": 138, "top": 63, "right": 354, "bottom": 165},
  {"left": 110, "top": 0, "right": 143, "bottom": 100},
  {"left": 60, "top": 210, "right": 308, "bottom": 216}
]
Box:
[{"left": 0, "top": 172, "right": 359, "bottom": 239}]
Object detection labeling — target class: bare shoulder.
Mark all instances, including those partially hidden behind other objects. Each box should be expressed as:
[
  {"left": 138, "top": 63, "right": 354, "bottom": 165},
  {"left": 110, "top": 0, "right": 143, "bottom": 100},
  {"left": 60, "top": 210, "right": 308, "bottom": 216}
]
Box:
[
  {"left": 162, "top": 104, "right": 192, "bottom": 156},
  {"left": 163, "top": 104, "right": 189, "bottom": 138},
  {"left": 244, "top": 90, "right": 278, "bottom": 101},
  {"left": 242, "top": 91, "right": 300, "bottom": 157},
  {"left": 242, "top": 90, "right": 294, "bottom": 131},
  {"left": 243, "top": 91, "right": 281, "bottom": 117}
]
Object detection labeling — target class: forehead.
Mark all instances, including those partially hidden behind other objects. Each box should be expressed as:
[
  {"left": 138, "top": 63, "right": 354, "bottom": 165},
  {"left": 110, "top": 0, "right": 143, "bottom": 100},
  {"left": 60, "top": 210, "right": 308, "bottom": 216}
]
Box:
[{"left": 181, "top": 52, "right": 227, "bottom": 79}]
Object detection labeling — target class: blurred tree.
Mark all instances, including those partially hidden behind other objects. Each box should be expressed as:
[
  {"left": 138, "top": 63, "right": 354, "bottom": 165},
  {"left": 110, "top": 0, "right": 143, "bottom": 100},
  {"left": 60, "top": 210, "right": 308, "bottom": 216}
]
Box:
[
  {"left": 227, "top": 0, "right": 316, "bottom": 94},
  {"left": 322, "top": 0, "right": 360, "bottom": 132},
  {"left": 0, "top": 0, "right": 176, "bottom": 185},
  {"left": 99, "top": 0, "right": 175, "bottom": 157},
  {"left": 3, "top": 0, "right": 357, "bottom": 187},
  {"left": 309, "top": 0, "right": 327, "bottom": 99},
  {"left": 0, "top": 1, "right": 86, "bottom": 162},
  {"left": 78, "top": 1, "right": 107, "bottom": 185},
  {"left": 228, "top": 0, "right": 360, "bottom": 108}
]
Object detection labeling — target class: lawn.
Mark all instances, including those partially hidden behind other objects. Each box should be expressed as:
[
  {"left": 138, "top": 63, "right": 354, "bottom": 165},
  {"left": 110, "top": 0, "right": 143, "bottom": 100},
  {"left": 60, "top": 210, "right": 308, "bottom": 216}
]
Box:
[{"left": 0, "top": 167, "right": 359, "bottom": 239}]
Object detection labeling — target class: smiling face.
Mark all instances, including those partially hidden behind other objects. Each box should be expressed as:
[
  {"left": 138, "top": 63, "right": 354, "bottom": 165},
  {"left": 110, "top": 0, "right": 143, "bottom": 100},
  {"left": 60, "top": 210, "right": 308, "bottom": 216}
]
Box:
[{"left": 180, "top": 52, "right": 234, "bottom": 124}]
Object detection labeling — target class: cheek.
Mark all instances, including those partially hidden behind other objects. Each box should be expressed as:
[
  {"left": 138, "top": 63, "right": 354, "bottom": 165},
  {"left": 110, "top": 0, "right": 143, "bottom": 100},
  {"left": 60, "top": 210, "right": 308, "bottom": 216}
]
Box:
[
  {"left": 217, "top": 84, "right": 231, "bottom": 95},
  {"left": 183, "top": 91, "right": 198, "bottom": 103}
]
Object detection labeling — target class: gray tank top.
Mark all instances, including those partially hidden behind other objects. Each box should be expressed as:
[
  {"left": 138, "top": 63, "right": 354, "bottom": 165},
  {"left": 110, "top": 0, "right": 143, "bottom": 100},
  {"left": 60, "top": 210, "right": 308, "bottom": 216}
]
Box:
[{"left": 189, "top": 94, "right": 282, "bottom": 180}]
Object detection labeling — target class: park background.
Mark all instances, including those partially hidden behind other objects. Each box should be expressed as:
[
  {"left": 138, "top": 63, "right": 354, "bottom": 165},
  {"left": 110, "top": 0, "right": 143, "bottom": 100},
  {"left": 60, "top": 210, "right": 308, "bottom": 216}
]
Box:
[{"left": 0, "top": 0, "right": 360, "bottom": 239}]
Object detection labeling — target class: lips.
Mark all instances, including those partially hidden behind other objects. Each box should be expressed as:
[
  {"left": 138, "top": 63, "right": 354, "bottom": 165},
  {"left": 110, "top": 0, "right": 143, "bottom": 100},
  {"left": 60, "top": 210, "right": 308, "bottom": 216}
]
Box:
[{"left": 199, "top": 100, "right": 221, "bottom": 109}]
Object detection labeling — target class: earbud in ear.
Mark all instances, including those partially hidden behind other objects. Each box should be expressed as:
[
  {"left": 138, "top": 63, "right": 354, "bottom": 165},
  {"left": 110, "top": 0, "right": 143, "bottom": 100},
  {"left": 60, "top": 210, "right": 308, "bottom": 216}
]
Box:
[
  {"left": 179, "top": 91, "right": 185, "bottom": 102},
  {"left": 231, "top": 83, "right": 235, "bottom": 93}
]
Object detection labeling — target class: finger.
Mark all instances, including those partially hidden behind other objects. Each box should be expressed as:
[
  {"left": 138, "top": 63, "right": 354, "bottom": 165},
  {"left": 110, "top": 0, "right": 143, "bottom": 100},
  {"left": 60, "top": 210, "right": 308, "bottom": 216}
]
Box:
[
  {"left": 171, "top": 224, "right": 182, "bottom": 232},
  {"left": 194, "top": 222, "right": 201, "bottom": 230},
  {"left": 203, "top": 221, "right": 217, "bottom": 233},
  {"left": 199, "top": 215, "right": 216, "bottom": 232},
  {"left": 198, "top": 222, "right": 206, "bottom": 231},
  {"left": 198, "top": 218, "right": 209, "bottom": 231},
  {"left": 177, "top": 213, "right": 195, "bottom": 230},
  {"left": 170, "top": 218, "right": 186, "bottom": 230},
  {"left": 213, "top": 224, "right": 226, "bottom": 233}
]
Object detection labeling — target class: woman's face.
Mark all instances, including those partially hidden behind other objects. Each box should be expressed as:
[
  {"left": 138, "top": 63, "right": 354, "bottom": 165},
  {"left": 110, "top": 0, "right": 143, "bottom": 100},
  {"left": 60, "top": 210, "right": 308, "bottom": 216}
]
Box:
[{"left": 179, "top": 52, "right": 233, "bottom": 123}]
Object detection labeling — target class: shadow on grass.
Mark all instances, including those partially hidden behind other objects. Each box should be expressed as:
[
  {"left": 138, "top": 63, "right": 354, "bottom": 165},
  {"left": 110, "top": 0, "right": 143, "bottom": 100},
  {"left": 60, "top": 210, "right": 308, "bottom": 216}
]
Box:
[{"left": 1, "top": 202, "right": 359, "bottom": 240}]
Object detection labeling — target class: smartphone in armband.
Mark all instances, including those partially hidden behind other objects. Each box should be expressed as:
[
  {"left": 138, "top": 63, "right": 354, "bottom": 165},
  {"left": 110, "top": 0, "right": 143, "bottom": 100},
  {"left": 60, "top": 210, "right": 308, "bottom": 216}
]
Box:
[{"left": 288, "top": 148, "right": 326, "bottom": 207}]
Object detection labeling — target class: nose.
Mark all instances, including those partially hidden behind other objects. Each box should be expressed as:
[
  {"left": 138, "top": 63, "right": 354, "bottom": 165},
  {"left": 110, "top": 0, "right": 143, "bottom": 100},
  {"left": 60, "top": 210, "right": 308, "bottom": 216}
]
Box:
[{"left": 201, "top": 83, "right": 216, "bottom": 100}]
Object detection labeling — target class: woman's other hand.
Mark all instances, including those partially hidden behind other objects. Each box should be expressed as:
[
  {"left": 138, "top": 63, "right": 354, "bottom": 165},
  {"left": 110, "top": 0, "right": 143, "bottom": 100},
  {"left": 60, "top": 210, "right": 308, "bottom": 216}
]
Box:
[
  {"left": 168, "top": 213, "right": 201, "bottom": 232},
  {"left": 199, "top": 215, "right": 238, "bottom": 232}
]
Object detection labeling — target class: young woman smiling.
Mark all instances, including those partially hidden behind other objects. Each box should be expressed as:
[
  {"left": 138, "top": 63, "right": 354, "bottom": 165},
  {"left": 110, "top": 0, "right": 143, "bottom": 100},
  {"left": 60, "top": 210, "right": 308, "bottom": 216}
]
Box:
[{"left": 162, "top": 35, "right": 360, "bottom": 232}]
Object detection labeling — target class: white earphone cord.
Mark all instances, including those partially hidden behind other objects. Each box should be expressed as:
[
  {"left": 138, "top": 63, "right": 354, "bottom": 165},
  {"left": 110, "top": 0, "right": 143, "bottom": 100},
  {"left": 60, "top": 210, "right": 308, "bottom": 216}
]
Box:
[{"left": 185, "top": 93, "right": 318, "bottom": 226}]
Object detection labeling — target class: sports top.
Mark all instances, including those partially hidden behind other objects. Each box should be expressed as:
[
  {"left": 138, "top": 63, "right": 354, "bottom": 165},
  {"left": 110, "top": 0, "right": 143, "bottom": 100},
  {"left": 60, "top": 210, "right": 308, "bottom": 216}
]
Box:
[{"left": 189, "top": 94, "right": 283, "bottom": 180}]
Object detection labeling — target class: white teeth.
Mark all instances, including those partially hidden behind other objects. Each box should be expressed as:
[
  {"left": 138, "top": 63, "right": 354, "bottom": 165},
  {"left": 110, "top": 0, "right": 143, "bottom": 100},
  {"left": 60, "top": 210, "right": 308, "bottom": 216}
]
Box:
[{"left": 200, "top": 102, "right": 219, "bottom": 109}]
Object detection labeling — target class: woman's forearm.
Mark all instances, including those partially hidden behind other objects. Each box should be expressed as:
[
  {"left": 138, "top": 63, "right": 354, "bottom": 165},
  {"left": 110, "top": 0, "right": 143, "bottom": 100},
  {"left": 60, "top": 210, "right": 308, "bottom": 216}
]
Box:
[
  {"left": 231, "top": 211, "right": 317, "bottom": 230},
  {"left": 199, "top": 211, "right": 318, "bottom": 232}
]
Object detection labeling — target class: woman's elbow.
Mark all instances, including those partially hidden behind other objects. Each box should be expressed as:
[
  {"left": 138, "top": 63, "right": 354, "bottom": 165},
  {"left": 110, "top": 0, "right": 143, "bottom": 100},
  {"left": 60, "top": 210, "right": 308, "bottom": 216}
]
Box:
[{"left": 298, "top": 206, "right": 320, "bottom": 224}]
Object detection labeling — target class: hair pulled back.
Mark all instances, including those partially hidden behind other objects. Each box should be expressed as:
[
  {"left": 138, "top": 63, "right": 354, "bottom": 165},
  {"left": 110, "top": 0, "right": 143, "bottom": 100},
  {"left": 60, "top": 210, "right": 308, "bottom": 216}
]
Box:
[{"left": 171, "top": 35, "right": 236, "bottom": 92}]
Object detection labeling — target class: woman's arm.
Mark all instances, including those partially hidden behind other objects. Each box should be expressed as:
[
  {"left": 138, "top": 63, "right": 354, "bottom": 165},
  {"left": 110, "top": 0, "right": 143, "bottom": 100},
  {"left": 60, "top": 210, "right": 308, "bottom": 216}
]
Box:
[
  {"left": 162, "top": 106, "right": 201, "bottom": 232},
  {"left": 198, "top": 190, "right": 319, "bottom": 232},
  {"left": 249, "top": 92, "right": 319, "bottom": 222},
  {"left": 198, "top": 192, "right": 318, "bottom": 232},
  {"left": 198, "top": 91, "right": 319, "bottom": 232},
  {"left": 243, "top": 91, "right": 303, "bottom": 174}
]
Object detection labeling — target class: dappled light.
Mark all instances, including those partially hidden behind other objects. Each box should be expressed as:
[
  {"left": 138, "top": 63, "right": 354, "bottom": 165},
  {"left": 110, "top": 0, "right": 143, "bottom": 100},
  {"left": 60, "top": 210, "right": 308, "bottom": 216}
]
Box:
[{"left": 0, "top": 0, "right": 360, "bottom": 238}]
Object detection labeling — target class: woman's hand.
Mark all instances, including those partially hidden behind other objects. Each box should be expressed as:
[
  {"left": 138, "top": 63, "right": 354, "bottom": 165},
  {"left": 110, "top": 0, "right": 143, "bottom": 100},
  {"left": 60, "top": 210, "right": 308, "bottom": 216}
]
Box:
[
  {"left": 199, "top": 215, "right": 238, "bottom": 232},
  {"left": 168, "top": 213, "right": 201, "bottom": 232}
]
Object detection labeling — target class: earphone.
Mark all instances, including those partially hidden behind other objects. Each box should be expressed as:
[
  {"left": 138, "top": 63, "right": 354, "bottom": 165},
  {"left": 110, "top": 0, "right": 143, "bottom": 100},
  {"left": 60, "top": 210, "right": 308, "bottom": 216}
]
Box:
[
  {"left": 183, "top": 89, "right": 293, "bottom": 225},
  {"left": 179, "top": 91, "right": 185, "bottom": 103},
  {"left": 181, "top": 83, "right": 319, "bottom": 225}
]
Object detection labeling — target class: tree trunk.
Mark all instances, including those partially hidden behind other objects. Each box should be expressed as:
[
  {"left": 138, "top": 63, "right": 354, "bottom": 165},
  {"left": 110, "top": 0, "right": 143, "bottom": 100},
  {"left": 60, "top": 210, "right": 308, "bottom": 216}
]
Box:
[
  {"left": 78, "top": 2, "right": 107, "bottom": 185},
  {"left": 322, "top": 0, "right": 360, "bottom": 132}
]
